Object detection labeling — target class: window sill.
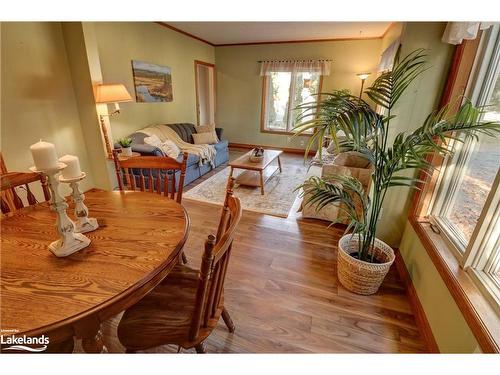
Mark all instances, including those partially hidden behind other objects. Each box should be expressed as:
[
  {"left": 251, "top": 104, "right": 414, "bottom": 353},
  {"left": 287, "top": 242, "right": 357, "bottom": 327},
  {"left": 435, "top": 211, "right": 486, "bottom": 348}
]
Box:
[
  {"left": 409, "top": 216, "right": 500, "bottom": 353},
  {"left": 260, "top": 129, "right": 312, "bottom": 137}
]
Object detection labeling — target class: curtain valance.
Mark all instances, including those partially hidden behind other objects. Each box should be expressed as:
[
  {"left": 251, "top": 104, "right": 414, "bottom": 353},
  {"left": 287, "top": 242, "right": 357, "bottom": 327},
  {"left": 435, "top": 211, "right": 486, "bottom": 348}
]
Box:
[
  {"left": 259, "top": 60, "right": 331, "bottom": 76},
  {"left": 442, "top": 22, "right": 495, "bottom": 45},
  {"left": 378, "top": 37, "right": 400, "bottom": 72}
]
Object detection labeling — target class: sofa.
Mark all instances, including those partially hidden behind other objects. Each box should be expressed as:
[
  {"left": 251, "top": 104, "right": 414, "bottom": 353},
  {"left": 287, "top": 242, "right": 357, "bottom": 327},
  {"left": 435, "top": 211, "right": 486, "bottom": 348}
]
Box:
[
  {"left": 120, "top": 123, "right": 229, "bottom": 186},
  {"left": 301, "top": 148, "right": 373, "bottom": 224}
]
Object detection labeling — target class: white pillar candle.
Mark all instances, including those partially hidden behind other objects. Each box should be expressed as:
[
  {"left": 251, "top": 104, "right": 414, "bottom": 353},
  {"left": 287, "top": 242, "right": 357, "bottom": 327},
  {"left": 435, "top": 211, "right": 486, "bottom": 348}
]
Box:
[
  {"left": 30, "top": 140, "right": 59, "bottom": 171},
  {"left": 59, "top": 155, "right": 82, "bottom": 179}
]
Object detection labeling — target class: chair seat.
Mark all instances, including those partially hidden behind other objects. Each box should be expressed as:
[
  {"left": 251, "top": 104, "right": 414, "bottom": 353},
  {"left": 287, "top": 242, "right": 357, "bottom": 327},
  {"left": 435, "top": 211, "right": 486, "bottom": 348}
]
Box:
[{"left": 117, "top": 264, "right": 200, "bottom": 351}]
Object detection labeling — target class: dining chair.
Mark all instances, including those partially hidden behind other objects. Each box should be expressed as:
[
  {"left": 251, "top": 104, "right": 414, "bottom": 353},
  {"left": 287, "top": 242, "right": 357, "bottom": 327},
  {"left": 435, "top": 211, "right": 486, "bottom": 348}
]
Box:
[
  {"left": 114, "top": 150, "right": 189, "bottom": 263},
  {"left": 113, "top": 150, "right": 189, "bottom": 204},
  {"left": 0, "top": 154, "right": 51, "bottom": 214},
  {"left": 117, "top": 178, "right": 242, "bottom": 353}
]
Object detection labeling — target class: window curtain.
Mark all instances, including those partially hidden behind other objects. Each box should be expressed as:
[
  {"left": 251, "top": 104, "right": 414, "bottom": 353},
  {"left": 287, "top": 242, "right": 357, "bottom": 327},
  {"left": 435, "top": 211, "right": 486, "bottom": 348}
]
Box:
[
  {"left": 259, "top": 60, "right": 331, "bottom": 76},
  {"left": 378, "top": 37, "right": 400, "bottom": 72},
  {"left": 442, "top": 22, "right": 495, "bottom": 45}
]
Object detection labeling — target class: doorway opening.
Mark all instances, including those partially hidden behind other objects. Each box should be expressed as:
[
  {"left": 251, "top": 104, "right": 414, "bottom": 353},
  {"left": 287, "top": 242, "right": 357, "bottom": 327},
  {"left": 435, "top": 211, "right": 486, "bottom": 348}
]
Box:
[{"left": 194, "top": 60, "right": 216, "bottom": 126}]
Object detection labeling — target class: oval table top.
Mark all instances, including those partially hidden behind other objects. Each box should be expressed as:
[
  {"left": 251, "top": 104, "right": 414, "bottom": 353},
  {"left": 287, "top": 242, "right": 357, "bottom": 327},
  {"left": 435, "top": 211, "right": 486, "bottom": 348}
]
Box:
[{"left": 0, "top": 189, "right": 189, "bottom": 337}]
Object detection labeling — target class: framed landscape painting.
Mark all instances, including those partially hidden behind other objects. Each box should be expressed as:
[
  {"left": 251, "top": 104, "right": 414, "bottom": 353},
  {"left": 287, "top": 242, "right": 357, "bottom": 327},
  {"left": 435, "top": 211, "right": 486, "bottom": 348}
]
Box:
[{"left": 131, "top": 60, "right": 173, "bottom": 102}]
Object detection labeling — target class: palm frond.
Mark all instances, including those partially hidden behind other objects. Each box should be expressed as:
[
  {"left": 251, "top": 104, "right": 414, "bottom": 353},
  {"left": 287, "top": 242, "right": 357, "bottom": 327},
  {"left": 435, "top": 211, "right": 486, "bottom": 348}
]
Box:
[
  {"left": 290, "top": 49, "right": 500, "bottom": 263},
  {"left": 365, "top": 49, "right": 427, "bottom": 110}
]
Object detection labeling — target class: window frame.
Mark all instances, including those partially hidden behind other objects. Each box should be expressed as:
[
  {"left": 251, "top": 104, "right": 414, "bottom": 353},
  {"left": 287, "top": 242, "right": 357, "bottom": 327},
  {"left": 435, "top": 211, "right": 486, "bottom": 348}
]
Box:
[
  {"left": 408, "top": 26, "right": 500, "bottom": 353},
  {"left": 260, "top": 71, "right": 323, "bottom": 136},
  {"left": 427, "top": 25, "right": 500, "bottom": 301},
  {"left": 429, "top": 27, "right": 500, "bottom": 258}
]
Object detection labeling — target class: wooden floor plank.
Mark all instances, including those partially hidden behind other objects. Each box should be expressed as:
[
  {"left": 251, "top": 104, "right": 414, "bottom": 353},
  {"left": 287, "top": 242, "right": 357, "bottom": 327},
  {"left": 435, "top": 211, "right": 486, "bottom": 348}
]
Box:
[{"left": 96, "top": 151, "right": 427, "bottom": 353}]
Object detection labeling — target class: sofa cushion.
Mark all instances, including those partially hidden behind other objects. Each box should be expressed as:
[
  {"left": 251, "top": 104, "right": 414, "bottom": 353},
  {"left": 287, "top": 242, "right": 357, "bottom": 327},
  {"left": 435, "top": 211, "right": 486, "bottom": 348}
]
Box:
[
  {"left": 326, "top": 136, "right": 347, "bottom": 155},
  {"left": 177, "top": 153, "right": 200, "bottom": 167},
  {"left": 321, "top": 165, "right": 352, "bottom": 180},
  {"left": 128, "top": 131, "right": 149, "bottom": 146},
  {"left": 334, "top": 151, "right": 371, "bottom": 169},
  {"left": 215, "top": 127, "right": 223, "bottom": 140},
  {"left": 165, "top": 123, "right": 196, "bottom": 143},
  {"left": 214, "top": 139, "right": 229, "bottom": 153}
]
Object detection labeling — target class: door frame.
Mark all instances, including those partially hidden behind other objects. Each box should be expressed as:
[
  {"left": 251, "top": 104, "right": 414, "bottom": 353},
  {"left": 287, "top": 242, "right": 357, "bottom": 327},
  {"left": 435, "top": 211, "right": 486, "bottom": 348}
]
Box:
[{"left": 194, "top": 60, "right": 216, "bottom": 126}]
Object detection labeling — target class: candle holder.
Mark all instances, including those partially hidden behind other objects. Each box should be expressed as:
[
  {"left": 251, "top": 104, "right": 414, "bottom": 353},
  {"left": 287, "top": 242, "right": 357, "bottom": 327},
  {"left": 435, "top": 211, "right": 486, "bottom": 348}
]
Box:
[
  {"left": 29, "top": 163, "right": 91, "bottom": 257},
  {"left": 59, "top": 172, "right": 99, "bottom": 233}
]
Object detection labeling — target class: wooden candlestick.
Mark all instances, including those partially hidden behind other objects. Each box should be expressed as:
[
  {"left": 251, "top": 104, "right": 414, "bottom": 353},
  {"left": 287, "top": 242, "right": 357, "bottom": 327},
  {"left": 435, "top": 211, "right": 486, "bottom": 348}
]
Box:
[
  {"left": 30, "top": 164, "right": 91, "bottom": 257},
  {"left": 59, "top": 172, "right": 99, "bottom": 233}
]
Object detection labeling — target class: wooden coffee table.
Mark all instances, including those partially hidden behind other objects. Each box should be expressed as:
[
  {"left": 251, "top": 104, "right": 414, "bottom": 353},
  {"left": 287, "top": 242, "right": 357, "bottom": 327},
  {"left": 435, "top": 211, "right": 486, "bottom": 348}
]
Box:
[{"left": 229, "top": 149, "right": 283, "bottom": 195}]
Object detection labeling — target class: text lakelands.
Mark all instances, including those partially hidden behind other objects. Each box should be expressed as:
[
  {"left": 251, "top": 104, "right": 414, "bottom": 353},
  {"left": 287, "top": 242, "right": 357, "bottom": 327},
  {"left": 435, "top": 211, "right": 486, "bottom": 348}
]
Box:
[{"left": 0, "top": 335, "right": 49, "bottom": 345}]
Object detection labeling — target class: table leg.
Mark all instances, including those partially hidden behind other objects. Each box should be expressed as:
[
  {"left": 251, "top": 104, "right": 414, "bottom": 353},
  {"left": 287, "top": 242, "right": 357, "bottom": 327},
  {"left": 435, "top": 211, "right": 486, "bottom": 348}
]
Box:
[
  {"left": 277, "top": 155, "right": 282, "bottom": 173},
  {"left": 260, "top": 171, "right": 265, "bottom": 195},
  {"left": 75, "top": 318, "right": 108, "bottom": 353},
  {"left": 46, "top": 337, "right": 75, "bottom": 353},
  {"left": 81, "top": 328, "right": 107, "bottom": 353}
]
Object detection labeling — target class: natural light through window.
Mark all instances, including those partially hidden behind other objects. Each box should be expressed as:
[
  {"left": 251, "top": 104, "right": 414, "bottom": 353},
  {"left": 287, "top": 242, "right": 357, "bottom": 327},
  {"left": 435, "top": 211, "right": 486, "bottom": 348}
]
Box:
[
  {"left": 263, "top": 70, "right": 321, "bottom": 133},
  {"left": 429, "top": 26, "right": 500, "bottom": 311}
]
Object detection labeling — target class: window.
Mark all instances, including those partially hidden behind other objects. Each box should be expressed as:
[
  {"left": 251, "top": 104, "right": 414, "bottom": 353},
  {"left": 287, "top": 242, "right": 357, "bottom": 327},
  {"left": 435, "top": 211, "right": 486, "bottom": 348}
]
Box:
[
  {"left": 428, "top": 26, "right": 500, "bottom": 311},
  {"left": 260, "top": 60, "right": 328, "bottom": 134}
]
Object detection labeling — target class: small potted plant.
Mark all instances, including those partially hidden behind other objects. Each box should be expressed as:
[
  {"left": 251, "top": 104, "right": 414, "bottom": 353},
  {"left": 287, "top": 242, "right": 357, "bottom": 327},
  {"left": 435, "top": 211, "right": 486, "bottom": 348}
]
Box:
[
  {"left": 294, "top": 49, "right": 500, "bottom": 295},
  {"left": 118, "top": 137, "right": 133, "bottom": 157}
]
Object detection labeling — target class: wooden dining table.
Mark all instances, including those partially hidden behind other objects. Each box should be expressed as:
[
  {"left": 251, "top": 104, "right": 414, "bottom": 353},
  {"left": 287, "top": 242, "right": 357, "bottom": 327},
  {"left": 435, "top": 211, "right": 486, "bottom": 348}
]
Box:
[{"left": 0, "top": 189, "right": 189, "bottom": 353}]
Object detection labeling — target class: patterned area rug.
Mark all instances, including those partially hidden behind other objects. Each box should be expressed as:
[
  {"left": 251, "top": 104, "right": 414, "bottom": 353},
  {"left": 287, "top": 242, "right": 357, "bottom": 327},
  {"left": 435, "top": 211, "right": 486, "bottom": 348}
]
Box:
[{"left": 184, "top": 163, "right": 308, "bottom": 218}]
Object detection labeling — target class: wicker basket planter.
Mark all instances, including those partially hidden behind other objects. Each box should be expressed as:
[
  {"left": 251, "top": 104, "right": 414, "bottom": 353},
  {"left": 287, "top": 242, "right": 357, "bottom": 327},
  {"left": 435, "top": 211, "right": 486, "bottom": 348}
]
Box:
[{"left": 337, "top": 234, "right": 395, "bottom": 295}]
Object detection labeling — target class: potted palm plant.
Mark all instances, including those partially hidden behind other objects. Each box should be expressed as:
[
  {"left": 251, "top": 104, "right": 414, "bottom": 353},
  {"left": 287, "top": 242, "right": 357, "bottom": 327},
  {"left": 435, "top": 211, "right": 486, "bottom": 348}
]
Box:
[{"left": 294, "top": 49, "right": 500, "bottom": 295}]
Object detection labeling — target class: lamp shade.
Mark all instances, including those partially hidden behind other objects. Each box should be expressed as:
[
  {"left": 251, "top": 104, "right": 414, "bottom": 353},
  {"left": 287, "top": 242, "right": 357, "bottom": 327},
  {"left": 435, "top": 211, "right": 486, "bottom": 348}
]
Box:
[
  {"left": 356, "top": 73, "right": 371, "bottom": 81},
  {"left": 95, "top": 84, "right": 133, "bottom": 104}
]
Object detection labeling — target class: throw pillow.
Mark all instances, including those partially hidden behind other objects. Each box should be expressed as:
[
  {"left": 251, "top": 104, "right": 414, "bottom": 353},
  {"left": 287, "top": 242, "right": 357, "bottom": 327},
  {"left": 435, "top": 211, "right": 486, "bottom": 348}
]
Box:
[
  {"left": 196, "top": 124, "right": 219, "bottom": 142},
  {"left": 334, "top": 151, "right": 371, "bottom": 169},
  {"left": 192, "top": 131, "right": 218, "bottom": 145},
  {"left": 326, "top": 136, "right": 347, "bottom": 155}
]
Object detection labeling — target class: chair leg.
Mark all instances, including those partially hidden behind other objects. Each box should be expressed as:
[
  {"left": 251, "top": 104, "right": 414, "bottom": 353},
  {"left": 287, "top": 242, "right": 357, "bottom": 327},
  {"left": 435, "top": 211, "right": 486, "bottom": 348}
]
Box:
[
  {"left": 221, "top": 307, "right": 235, "bottom": 333},
  {"left": 194, "top": 342, "right": 207, "bottom": 354},
  {"left": 181, "top": 251, "right": 188, "bottom": 264}
]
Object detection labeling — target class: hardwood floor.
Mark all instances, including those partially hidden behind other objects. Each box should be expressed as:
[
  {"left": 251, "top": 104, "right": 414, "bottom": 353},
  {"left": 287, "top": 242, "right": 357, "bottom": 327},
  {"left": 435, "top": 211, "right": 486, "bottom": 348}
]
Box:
[{"left": 98, "top": 149, "right": 428, "bottom": 353}]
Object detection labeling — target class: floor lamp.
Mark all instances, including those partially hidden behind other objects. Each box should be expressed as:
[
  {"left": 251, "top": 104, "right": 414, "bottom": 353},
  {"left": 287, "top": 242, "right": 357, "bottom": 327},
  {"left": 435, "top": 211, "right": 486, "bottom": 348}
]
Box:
[
  {"left": 95, "top": 84, "right": 133, "bottom": 159},
  {"left": 356, "top": 73, "right": 371, "bottom": 99}
]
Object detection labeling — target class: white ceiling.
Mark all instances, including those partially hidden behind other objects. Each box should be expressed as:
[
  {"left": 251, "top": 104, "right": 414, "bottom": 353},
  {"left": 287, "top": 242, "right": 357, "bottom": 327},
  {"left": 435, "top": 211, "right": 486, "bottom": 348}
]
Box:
[{"left": 166, "top": 22, "right": 392, "bottom": 45}]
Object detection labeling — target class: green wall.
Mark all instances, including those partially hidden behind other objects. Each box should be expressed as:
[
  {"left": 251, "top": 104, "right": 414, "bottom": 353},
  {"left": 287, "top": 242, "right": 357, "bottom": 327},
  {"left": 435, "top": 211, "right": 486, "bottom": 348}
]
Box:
[
  {"left": 215, "top": 38, "right": 383, "bottom": 149},
  {"left": 400, "top": 222, "right": 479, "bottom": 352},
  {"left": 94, "top": 22, "right": 215, "bottom": 140},
  {"left": 62, "top": 22, "right": 115, "bottom": 190},
  {"left": 376, "top": 22, "right": 454, "bottom": 247},
  {"left": 0, "top": 22, "right": 216, "bottom": 194},
  {"left": 394, "top": 23, "right": 479, "bottom": 352},
  {"left": 0, "top": 22, "right": 95, "bottom": 195}
]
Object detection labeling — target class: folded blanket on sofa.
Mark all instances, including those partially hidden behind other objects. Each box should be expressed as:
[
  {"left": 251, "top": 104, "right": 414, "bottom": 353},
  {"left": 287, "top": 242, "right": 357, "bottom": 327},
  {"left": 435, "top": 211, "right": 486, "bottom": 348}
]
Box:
[{"left": 141, "top": 125, "right": 216, "bottom": 167}]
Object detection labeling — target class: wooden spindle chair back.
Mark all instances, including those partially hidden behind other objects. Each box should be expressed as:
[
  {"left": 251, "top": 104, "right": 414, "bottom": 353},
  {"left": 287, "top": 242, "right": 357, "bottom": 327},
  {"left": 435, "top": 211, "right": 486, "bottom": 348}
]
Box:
[
  {"left": 114, "top": 151, "right": 188, "bottom": 204},
  {"left": 189, "top": 178, "right": 242, "bottom": 341},
  {"left": 0, "top": 154, "right": 51, "bottom": 214}
]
